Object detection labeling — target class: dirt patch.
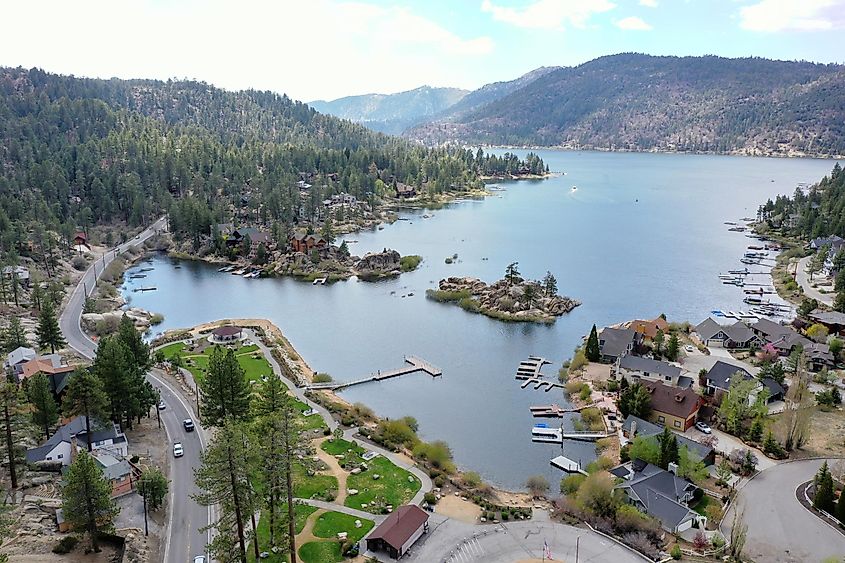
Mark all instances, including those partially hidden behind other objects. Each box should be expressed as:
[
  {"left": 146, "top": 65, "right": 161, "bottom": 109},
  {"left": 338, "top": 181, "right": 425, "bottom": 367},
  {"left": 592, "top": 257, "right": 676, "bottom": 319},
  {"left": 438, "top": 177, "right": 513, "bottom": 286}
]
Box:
[
  {"left": 797, "top": 407, "right": 845, "bottom": 458},
  {"left": 435, "top": 495, "right": 481, "bottom": 523},
  {"left": 2, "top": 539, "right": 119, "bottom": 561},
  {"left": 313, "top": 437, "right": 348, "bottom": 504},
  {"left": 491, "top": 490, "right": 535, "bottom": 507},
  {"left": 576, "top": 362, "right": 612, "bottom": 385}
]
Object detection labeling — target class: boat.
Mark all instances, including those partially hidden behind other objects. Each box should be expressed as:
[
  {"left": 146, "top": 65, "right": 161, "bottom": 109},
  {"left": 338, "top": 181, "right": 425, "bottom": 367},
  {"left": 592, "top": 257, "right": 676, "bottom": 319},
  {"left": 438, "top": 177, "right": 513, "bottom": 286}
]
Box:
[
  {"left": 218, "top": 265, "right": 232, "bottom": 272},
  {"left": 711, "top": 310, "right": 725, "bottom": 317},
  {"left": 724, "top": 221, "right": 738, "bottom": 226},
  {"left": 748, "top": 245, "right": 765, "bottom": 250},
  {"left": 728, "top": 268, "right": 750, "bottom": 275},
  {"left": 312, "top": 277, "right": 328, "bottom": 285},
  {"left": 232, "top": 269, "right": 246, "bottom": 275},
  {"left": 571, "top": 186, "right": 577, "bottom": 191}
]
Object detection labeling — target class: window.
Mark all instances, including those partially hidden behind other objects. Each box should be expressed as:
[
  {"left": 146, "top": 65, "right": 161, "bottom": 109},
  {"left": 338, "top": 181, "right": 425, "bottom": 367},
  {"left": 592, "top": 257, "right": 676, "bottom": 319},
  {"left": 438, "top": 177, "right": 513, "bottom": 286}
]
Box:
[
  {"left": 674, "top": 420, "right": 682, "bottom": 428},
  {"left": 657, "top": 416, "right": 665, "bottom": 423},
  {"left": 57, "top": 454, "right": 63, "bottom": 459}
]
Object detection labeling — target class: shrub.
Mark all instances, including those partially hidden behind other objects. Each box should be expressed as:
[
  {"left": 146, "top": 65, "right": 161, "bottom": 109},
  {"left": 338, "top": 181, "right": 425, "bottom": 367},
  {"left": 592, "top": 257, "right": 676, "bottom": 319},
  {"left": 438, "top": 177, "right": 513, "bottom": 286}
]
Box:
[
  {"left": 463, "top": 471, "right": 482, "bottom": 488},
  {"left": 692, "top": 530, "right": 708, "bottom": 550},
  {"left": 399, "top": 255, "right": 422, "bottom": 272},
  {"left": 580, "top": 408, "right": 604, "bottom": 431},
  {"left": 423, "top": 492, "right": 437, "bottom": 505},
  {"left": 501, "top": 511, "right": 509, "bottom": 520},
  {"left": 595, "top": 437, "right": 613, "bottom": 452},
  {"left": 670, "top": 544, "right": 682, "bottom": 560},
  {"left": 565, "top": 381, "right": 586, "bottom": 395},
  {"left": 53, "top": 536, "right": 80, "bottom": 553},
  {"left": 313, "top": 373, "right": 333, "bottom": 383},
  {"left": 569, "top": 349, "right": 589, "bottom": 373},
  {"left": 711, "top": 533, "right": 725, "bottom": 548},
  {"left": 579, "top": 385, "right": 592, "bottom": 402},
  {"left": 433, "top": 475, "right": 446, "bottom": 488},
  {"left": 71, "top": 255, "right": 88, "bottom": 271},
  {"left": 150, "top": 313, "right": 164, "bottom": 325},
  {"left": 606, "top": 379, "right": 619, "bottom": 392},
  {"left": 425, "top": 289, "right": 470, "bottom": 302},
  {"left": 560, "top": 474, "right": 586, "bottom": 495}
]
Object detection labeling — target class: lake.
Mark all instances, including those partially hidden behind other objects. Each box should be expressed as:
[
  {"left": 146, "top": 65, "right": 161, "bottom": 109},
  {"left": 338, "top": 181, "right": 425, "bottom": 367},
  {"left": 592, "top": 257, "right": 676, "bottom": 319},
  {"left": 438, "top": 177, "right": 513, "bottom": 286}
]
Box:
[{"left": 123, "top": 149, "right": 834, "bottom": 490}]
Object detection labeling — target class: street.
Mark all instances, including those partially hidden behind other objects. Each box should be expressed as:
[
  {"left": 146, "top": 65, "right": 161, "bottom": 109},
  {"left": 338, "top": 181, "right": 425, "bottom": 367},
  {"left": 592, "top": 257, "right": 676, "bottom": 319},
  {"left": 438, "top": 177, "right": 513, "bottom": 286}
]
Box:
[{"left": 57, "top": 217, "right": 211, "bottom": 562}]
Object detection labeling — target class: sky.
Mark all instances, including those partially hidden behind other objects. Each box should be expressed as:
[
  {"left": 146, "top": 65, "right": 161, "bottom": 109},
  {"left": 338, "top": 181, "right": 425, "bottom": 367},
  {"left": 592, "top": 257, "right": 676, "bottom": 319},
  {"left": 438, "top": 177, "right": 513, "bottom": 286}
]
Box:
[{"left": 1, "top": 0, "right": 844, "bottom": 102}]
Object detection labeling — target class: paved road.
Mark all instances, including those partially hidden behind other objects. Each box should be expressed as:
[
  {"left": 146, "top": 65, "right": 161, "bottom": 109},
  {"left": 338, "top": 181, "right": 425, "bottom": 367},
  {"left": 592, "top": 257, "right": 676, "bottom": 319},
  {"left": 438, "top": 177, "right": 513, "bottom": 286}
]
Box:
[
  {"left": 401, "top": 518, "right": 647, "bottom": 563},
  {"left": 796, "top": 255, "right": 834, "bottom": 306},
  {"left": 58, "top": 217, "right": 211, "bottom": 563},
  {"left": 723, "top": 459, "right": 845, "bottom": 562}
]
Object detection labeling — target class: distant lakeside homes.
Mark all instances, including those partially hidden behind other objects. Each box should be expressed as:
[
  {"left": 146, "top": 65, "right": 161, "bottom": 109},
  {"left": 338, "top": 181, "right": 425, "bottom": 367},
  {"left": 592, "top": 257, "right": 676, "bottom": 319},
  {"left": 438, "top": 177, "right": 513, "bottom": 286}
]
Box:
[{"left": 5, "top": 346, "right": 75, "bottom": 398}]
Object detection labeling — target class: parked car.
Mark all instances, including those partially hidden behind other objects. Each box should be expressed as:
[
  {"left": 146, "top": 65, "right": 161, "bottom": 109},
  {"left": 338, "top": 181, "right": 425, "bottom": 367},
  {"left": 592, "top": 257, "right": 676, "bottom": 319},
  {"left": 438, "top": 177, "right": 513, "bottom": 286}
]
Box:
[
  {"left": 684, "top": 345, "right": 695, "bottom": 353},
  {"left": 158, "top": 401, "right": 166, "bottom": 410},
  {"left": 193, "top": 556, "right": 206, "bottom": 563},
  {"left": 173, "top": 442, "right": 184, "bottom": 457},
  {"left": 695, "top": 421, "right": 712, "bottom": 434},
  {"left": 183, "top": 419, "right": 195, "bottom": 432}
]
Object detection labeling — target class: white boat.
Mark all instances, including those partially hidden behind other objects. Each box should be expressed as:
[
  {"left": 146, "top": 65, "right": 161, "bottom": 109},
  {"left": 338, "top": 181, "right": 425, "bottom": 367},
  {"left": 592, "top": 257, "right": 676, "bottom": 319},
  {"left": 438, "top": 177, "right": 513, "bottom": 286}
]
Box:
[
  {"left": 232, "top": 269, "right": 246, "bottom": 275},
  {"left": 312, "top": 277, "right": 327, "bottom": 285}
]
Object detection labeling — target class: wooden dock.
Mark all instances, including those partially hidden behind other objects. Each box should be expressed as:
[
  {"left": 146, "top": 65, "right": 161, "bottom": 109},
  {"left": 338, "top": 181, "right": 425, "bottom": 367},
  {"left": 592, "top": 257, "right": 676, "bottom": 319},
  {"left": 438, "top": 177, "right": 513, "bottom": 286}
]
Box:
[
  {"left": 306, "top": 356, "right": 442, "bottom": 391},
  {"left": 531, "top": 426, "right": 613, "bottom": 443},
  {"left": 550, "top": 455, "right": 588, "bottom": 475},
  {"left": 529, "top": 403, "right": 599, "bottom": 417},
  {"left": 515, "top": 356, "right": 551, "bottom": 380}
]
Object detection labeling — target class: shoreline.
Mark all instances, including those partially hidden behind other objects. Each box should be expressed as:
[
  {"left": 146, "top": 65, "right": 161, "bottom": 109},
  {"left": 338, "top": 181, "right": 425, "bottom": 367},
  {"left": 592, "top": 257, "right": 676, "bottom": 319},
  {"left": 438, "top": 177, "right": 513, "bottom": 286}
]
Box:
[
  {"left": 480, "top": 143, "right": 845, "bottom": 160},
  {"left": 152, "top": 317, "right": 539, "bottom": 504}
]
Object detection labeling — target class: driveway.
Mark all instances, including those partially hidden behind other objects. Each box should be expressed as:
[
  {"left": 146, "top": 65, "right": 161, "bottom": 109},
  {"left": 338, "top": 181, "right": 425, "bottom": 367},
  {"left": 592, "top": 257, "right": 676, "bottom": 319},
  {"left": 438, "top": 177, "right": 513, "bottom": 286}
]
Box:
[
  {"left": 394, "top": 517, "right": 647, "bottom": 562},
  {"left": 796, "top": 255, "right": 834, "bottom": 307},
  {"left": 686, "top": 427, "right": 776, "bottom": 470},
  {"left": 722, "top": 459, "right": 845, "bottom": 562},
  {"left": 681, "top": 348, "right": 758, "bottom": 380}
]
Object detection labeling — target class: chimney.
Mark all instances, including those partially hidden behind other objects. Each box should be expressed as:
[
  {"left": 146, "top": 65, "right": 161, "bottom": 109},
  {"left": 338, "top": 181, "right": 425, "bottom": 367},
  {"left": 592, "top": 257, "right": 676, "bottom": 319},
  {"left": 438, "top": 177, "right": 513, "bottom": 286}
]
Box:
[
  {"left": 675, "top": 393, "right": 683, "bottom": 403},
  {"left": 668, "top": 462, "right": 679, "bottom": 475},
  {"left": 630, "top": 419, "right": 638, "bottom": 437}
]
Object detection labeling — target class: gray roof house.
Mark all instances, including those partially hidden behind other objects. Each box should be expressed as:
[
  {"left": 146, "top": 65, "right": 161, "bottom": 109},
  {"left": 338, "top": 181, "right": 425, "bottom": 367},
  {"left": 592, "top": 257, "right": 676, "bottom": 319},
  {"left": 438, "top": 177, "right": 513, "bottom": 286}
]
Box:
[
  {"left": 621, "top": 415, "right": 715, "bottom": 465},
  {"left": 617, "top": 355, "right": 688, "bottom": 388},
  {"left": 613, "top": 459, "right": 704, "bottom": 533},
  {"left": 693, "top": 318, "right": 728, "bottom": 346},
  {"left": 5, "top": 346, "right": 36, "bottom": 374},
  {"left": 598, "top": 328, "right": 639, "bottom": 362},
  {"left": 694, "top": 319, "right": 761, "bottom": 349},
  {"left": 26, "top": 416, "right": 128, "bottom": 466},
  {"left": 704, "top": 361, "right": 783, "bottom": 403}
]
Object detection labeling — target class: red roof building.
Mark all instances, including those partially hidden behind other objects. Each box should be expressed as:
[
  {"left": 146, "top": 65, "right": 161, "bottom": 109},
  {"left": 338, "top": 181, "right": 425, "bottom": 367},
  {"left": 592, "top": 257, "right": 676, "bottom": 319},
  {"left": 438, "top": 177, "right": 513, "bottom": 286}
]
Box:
[{"left": 365, "top": 504, "right": 429, "bottom": 559}]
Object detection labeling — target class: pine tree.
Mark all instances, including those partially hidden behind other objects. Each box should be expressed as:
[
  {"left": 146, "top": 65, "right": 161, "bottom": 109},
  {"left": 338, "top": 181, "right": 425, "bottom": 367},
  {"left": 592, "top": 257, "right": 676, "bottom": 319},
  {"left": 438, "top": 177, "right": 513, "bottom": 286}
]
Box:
[
  {"left": 666, "top": 334, "right": 680, "bottom": 361},
  {"left": 3, "top": 317, "right": 27, "bottom": 352},
  {"left": 138, "top": 467, "right": 169, "bottom": 511},
  {"left": 0, "top": 383, "right": 24, "bottom": 489},
  {"left": 26, "top": 373, "right": 59, "bottom": 440},
  {"left": 814, "top": 461, "right": 836, "bottom": 513},
  {"left": 36, "top": 300, "right": 65, "bottom": 353},
  {"left": 836, "top": 487, "right": 845, "bottom": 524},
  {"left": 63, "top": 370, "right": 110, "bottom": 452},
  {"left": 194, "top": 422, "right": 259, "bottom": 563},
  {"left": 92, "top": 336, "right": 132, "bottom": 422},
  {"left": 585, "top": 325, "right": 601, "bottom": 362},
  {"left": 200, "top": 346, "right": 251, "bottom": 426},
  {"left": 62, "top": 450, "right": 119, "bottom": 552},
  {"left": 542, "top": 271, "right": 557, "bottom": 296},
  {"left": 505, "top": 262, "right": 520, "bottom": 286},
  {"left": 116, "top": 314, "right": 151, "bottom": 373}
]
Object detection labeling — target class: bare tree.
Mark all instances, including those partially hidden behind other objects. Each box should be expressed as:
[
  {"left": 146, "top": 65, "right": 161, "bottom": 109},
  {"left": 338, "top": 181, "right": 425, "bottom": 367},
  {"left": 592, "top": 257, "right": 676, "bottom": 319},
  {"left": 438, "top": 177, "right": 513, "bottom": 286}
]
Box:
[{"left": 728, "top": 505, "right": 748, "bottom": 560}]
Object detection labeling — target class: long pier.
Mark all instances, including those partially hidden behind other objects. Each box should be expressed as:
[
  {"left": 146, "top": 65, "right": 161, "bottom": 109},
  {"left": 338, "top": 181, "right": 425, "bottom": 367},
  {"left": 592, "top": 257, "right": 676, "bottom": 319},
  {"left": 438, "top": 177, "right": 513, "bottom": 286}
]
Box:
[
  {"left": 306, "top": 356, "right": 442, "bottom": 391},
  {"left": 531, "top": 426, "right": 613, "bottom": 443},
  {"left": 530, "top": 403, "right": 599, "bottom": 417}
]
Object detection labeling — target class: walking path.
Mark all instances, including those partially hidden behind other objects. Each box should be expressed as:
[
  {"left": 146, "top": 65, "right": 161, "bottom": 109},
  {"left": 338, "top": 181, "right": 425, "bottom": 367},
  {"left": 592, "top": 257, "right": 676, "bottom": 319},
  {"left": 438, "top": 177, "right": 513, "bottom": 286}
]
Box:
[{"left": 796, "top": 255, "right": 834, "bottom": 306}]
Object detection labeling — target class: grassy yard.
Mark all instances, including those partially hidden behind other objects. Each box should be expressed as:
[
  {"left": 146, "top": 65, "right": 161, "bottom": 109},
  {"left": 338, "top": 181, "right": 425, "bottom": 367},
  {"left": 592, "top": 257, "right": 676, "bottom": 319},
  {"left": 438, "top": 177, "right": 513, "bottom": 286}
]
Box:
[
  {"left": 247, "top": 503, "right": 318, "bottom": 563},
  {"left": 312, "top": 511, "right": 374, "bottom": 541},
  {"left": 320, "top": 438, "right": 420, "bottom": 514},
  {"left": 294, "top": 399, "right": 328, "bottom": 433},
  {"left": 298, "top": 541, "right": 343, "bottom": 563},
  {"left": 294, "top": 462, "right": 338, "bottom": 501},
  {"left": 159, "top": 341, "right": 272, "bottom": 383}
]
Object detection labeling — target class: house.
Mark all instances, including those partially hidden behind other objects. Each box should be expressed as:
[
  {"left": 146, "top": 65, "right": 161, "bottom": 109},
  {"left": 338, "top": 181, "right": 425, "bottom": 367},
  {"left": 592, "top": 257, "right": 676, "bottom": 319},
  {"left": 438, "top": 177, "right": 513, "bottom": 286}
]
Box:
[
  {"left": 693, "top": 318, "right": 761, "bottom": 349},
  {"left": 26, "top": 416, "right": 128, "bottom": 466},
  {"left": 289, "top": 231, "right": 328, "bottom": 253},
  {"left": 598, "top": 328, "right": 640, "bottom": 363},
  {"left": 92, "top": 452, "right": 135, "bottom": 498},
  {"left": 19, "top": 355, "right": 75, "bottom": 397},
  {"left": 212, "top": 223, "right": 235, "bottom": 238},
  {"left": 297, "top": 180, "right": 312, "bottom": 191},
  {"left": 394, "top": 183, "right": 417, "bottom": 198},
  {"left": 704, "top": 361, "right": 784, "bottom": 403},
  {"left": 627, "top": 317, "right": 670, "bottom": 341},
  {"left": 693, "top": 318, "right": 729, "bottom": 347},
  {"left": 806, "top": 342, "right": 835, "bottom": 371},
  {"left": 72, "top": 231, "right": 90, "bottom": 252},
  {"left": 622, "top": 415, "right": 715, "bottom": 465},
  {"left": 617, "top": 355, "right": 691, "bottom": 388},
  {"left": 2, "top": 265, "right": 30, "bottom": 288},
  {"left": 641, "top": 380, "right": 701, "bottom": 432},
  {"left": 5, "top": 346, "right": 36, "bottom": 376},
  {"left": 750, "top": 318, "right": 794, "bottom": 342},
  {"left": 810, "top": 235, "right": 844, "bottom": 250},
  {"left": 612, "top": 459, "right": 705, "bottom": 533},
  {"left": 228, "top": 227, "right": 271, "bottom": 251},
  {"left": 210, "top": 326, "right": 243, "bottom": 343},
  {"left": 808, "top": 310, "right": 845, "bottom": 335},
  {"left": 365, "top": 504, "right": 429, "bottom": 559}
]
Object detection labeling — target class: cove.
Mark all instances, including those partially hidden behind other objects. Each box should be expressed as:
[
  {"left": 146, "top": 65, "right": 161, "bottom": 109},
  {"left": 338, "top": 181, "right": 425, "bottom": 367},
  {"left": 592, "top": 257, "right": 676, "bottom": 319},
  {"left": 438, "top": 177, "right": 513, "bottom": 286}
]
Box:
[{"left": 123, "top": 149, "right": 833, "bottom": 490}]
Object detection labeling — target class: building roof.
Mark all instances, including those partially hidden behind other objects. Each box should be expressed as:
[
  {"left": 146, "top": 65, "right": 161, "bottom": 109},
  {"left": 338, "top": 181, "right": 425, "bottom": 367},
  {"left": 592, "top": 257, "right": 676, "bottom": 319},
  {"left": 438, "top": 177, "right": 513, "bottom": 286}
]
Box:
[
  {"left": 233, "top": 227, "right": 270, "bottom": 244},
  {"left": 26, "top": 416, "right": 125, "bottom": 463},
  {"left": 768, "top": 331, "right": 811, "bottom": 352},
  {"left": 20, "top": 355, "right": 73, "bottom": 381},
  {"left": 752, "top": 318, "right": 794, "bottom": 339},
  {"left": 395, "top": 183, "right": 416, "bottom": 194},
  {"left": 212, "top": 325, "right": 242, "bottom": 337},
  {"left": 599, "top": 328, "right": 637, "bottom": 359},
  {"left": 694, "top": 318, "right": 725, "bottom": 341},
  {"left": 809, "top": 310, "right": 845, "bottom": 327},
  {"left": 2, "top": 265, "right": 30, "bottom": 280},
  {"left": 93, "top": 452, "right": 131, "bottom": 481},
  {"left": 628, "top": 317, "right": 670, "bottom": 339},
  {"left": 367, "top": 504, "right": 428, "bottom": 550},
  {"left": 5, "top": 346, "right": 36, "bottom": 368},
  {"left": 73, "top": 231, "right": 88, "bottom": 241},
  {"left": 722, "top": 321, "right": 758, "bottom": 344},
  {"left": 706, "top": 360, "right": 753, "bottom": 391},
  {"left": 806, "top": 342, "right": 834, "bottom": 363},
  {"left": 622, "top": 415, "right": 713, "bottom": 462},
  {"left": 642, "top": 380, "right": 700, "bottom": 419},
  {"left": 811, "top": 235, "right": 844, "bottom": 248},
  {"left": 761, "top": 377, "right": 785, "bottom": 398},
  {"left": 615, "top": 460, "right": 699, "bottom": 531},
  {"left": 618, "top": 355, "right": 681, "bottom": 379}
]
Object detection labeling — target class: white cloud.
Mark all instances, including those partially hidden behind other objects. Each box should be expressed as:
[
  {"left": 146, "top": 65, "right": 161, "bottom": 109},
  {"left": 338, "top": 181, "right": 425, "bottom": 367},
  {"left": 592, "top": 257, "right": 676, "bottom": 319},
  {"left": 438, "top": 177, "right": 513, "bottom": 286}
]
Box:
[
  {"left": 639, "top": 0, "right": 658, "bottom": 7},
  {"left": 615, "top": 16, "right": 653, "bottom": 30},
  {"left": 0, "top": 0, "right": 493, "bottom": 101},
  {"left": 739, "top": 0, "right": 845, "bottom": 32},
  {"left": 480, "top": 0, "right": 616, "bottom": 30}
]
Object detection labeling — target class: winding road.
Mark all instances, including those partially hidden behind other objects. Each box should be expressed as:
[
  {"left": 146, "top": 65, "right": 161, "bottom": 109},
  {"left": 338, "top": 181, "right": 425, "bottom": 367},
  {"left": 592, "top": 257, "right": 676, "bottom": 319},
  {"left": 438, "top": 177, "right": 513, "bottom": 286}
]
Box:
[{"left": 58, "top": 217, "right": 211, "bottom": 563}]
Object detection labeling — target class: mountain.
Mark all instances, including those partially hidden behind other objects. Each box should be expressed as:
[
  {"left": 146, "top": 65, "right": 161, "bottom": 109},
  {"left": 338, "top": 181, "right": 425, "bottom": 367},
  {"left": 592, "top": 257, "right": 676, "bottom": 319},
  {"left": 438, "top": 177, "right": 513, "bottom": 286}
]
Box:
[
  {"left": 407, "top": 54, "right": 845, "bottom": 157},
  {"left": 309, "top": 86, "right": 469, "bottom": 135}
]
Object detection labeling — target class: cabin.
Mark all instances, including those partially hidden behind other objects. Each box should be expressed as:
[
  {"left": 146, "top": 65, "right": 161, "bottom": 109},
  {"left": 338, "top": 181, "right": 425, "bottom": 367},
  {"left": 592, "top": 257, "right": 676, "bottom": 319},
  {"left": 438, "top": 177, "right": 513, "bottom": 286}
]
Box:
[
  {"left": 228, "top": 227, "right": 271, "bottom": 252},
  {"left": 210, "top": 326, "right": 243, "bottom": 343},
  {"left": 598, "top": 328, "right": 640, "bottom": 363},
  {"left": 2, "top": 266, "right": 30, "bottom": 288},
  {"left": 808, "top": 310, "right": 845, "bottom": 335},
  {"left": 617, "top": 355, "right": 690, "bottom": 388},
  {"left": 704, "top": 361, "right": 784, "bottom": 403},
  {"left": 365, "top": 504, "right": 429, "bottom": 559},
  {"left": 5, "top": 346, "right": 36, "bottom": 377},
  {"left": 19, "top": 354, "right": 75, "bottom": 398},
  {"left": 26, "top": 416, "right": 128, "bottom": 466},
  {"left": 641, "top": 380, "right": 701, "bottom": 432},
  {"left": 93, "top": 452, "right": 135, "bottom": 498},
  {"left": 627, "top": 317, "right": 670, "bottom": 342},
  {"left": 72, "top": 231, "right": 90, "bottom": 251},
  {"left": 394, "top": 183, "right": 417, "bottom": 198},
  {"left": 693, "top": 318, "right": 760, "bottom": 349},
  {"left": 289, "top": 231, "right": 328, "bottom": 253}
]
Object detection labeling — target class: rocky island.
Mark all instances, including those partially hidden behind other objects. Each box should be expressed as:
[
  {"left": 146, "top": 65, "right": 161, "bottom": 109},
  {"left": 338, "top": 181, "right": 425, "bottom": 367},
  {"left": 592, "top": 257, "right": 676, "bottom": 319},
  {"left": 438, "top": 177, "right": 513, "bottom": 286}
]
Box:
[
  {"left": 274, "top": 245, "right": 421, "bottom": 282},
  {"left": 426, "top": 265, "right": 580, "bottom": 323}
]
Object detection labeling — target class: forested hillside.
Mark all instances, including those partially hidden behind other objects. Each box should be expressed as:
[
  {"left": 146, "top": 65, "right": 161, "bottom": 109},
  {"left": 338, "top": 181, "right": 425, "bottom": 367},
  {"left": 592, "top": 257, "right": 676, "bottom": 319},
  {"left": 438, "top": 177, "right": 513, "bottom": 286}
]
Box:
[
  {"left": 409, "top": 54, "right": 845, "bottom": 157},
  {"left": 0, "top": 67, "right": 533, "bottom": 254},
  {"left": 309, "top": 86, "right": 468, "bottom": 135},
  {"left": 760, "top": 163, "right": 845, "bottom": 239}
]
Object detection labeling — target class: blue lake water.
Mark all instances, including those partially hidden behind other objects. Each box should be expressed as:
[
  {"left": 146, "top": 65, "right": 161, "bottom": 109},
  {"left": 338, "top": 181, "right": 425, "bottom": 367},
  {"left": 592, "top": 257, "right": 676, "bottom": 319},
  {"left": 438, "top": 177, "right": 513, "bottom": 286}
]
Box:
[{"left": 124, "top": 149, "right": 834, "bottom": 490}]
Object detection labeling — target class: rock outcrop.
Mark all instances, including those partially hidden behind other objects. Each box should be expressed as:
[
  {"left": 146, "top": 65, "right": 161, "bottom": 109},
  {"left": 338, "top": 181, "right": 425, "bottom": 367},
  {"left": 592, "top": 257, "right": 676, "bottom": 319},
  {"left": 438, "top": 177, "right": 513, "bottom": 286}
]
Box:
[
  {"left": 82, "top": 307, "right": 156, "bottom": 330},
  {"left": 273, "top": 246, "right": 404, "bottom": 281},
  {"left": 354, "top": 249, "right": 401, "bottom": 278},
  {"left": 431, "top": 276, "right": 580, "bottom": 323}
]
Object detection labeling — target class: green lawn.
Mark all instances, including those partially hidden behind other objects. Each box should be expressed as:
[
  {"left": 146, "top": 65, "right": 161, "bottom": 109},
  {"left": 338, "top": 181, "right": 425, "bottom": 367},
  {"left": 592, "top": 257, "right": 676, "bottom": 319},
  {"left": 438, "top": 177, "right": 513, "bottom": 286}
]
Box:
[
  {"left": 298, "top": 541, "right": 343, "bottom": 563},
  {"left": 159, "top": 342, "right": 272, "bottom": 384},
  {"left": 294, "top": 462, "right": 338, "bottom": 501},
  {"left": 247, "top": 503, "right": 318, "bottom": 563},
  {"left": 319, "top": 439, "right": 420, "bottom": 514},
  {"left": 294, "top": 399, "right": 328, "bottom": 433},
  {"left": 312, "top": 511, "right": 373, "bottom": 542}
]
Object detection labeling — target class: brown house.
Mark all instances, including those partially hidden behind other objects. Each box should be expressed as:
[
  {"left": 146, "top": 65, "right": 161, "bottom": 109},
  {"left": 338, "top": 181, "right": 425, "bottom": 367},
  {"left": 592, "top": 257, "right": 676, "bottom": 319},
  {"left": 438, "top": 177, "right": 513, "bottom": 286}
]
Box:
[
  {"left": 642, "top": 380, "right": 701, "bottom": 432},
  {"left": 394, "top": 183, "right": 417, "bottom": 198},
  {"left": 366, "top": 504, "right": 429, "bottom": 559},
  {"left": 628, "top": 317, "right": 670, "bottom": 341},
  {"left": 289, "top": 231, "right": 327, "bottom": 253}
]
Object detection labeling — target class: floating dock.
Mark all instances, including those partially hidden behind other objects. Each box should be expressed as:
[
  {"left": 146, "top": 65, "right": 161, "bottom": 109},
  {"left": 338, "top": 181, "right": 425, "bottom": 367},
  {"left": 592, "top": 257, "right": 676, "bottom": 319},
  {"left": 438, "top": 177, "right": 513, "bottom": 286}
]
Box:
[
  {"left": 306, "top": 356, "right": 442, "bottom": 391},
  {"left": 531, "top": 426, "right": 613, "bottom": 443},
  {"left": 550, "top": 455, "right": 588, "bottom": 475},
  {"left": 515, "top": 356, "right": 551, "bottom": 380}
]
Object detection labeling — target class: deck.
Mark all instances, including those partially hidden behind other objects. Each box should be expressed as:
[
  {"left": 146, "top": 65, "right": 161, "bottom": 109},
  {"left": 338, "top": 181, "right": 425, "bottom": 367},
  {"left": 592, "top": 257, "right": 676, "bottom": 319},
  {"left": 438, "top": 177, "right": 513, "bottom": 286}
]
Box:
[
  {"left": 305, "top": 355, "right": 442, "bottom": 391},
  {"left": 529, "top": 403, "right": 599, "bottom": 417}
]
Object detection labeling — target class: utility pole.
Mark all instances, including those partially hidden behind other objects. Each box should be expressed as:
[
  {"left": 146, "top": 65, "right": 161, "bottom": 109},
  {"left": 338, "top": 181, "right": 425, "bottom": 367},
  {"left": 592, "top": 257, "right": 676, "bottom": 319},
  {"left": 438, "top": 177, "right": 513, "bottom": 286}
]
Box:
[
  {"left": 576, "top": 535, "right": 580, "bottom": 563},
  {"left": 154, "top": 389, "right": 161, "bottom": 429},
  {"left": 140, "top": 478, "right": 149, "bottom": 536}
]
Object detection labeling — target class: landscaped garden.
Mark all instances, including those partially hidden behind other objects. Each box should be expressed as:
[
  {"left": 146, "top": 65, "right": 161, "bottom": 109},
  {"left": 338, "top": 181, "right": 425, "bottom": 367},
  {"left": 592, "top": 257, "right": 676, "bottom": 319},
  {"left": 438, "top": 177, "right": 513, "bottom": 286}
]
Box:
[
  {"left": 298, "top": 511, "right": 374, "bottom": 563},
  {"left": 159, "top": 341, "right": 273, "bottom": 383},
  {"left": 247, "top": 503, "right": 318, "bottom": 562},
  {"left": 320, "top": 438, "right": 421, "bottom": 514}
]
